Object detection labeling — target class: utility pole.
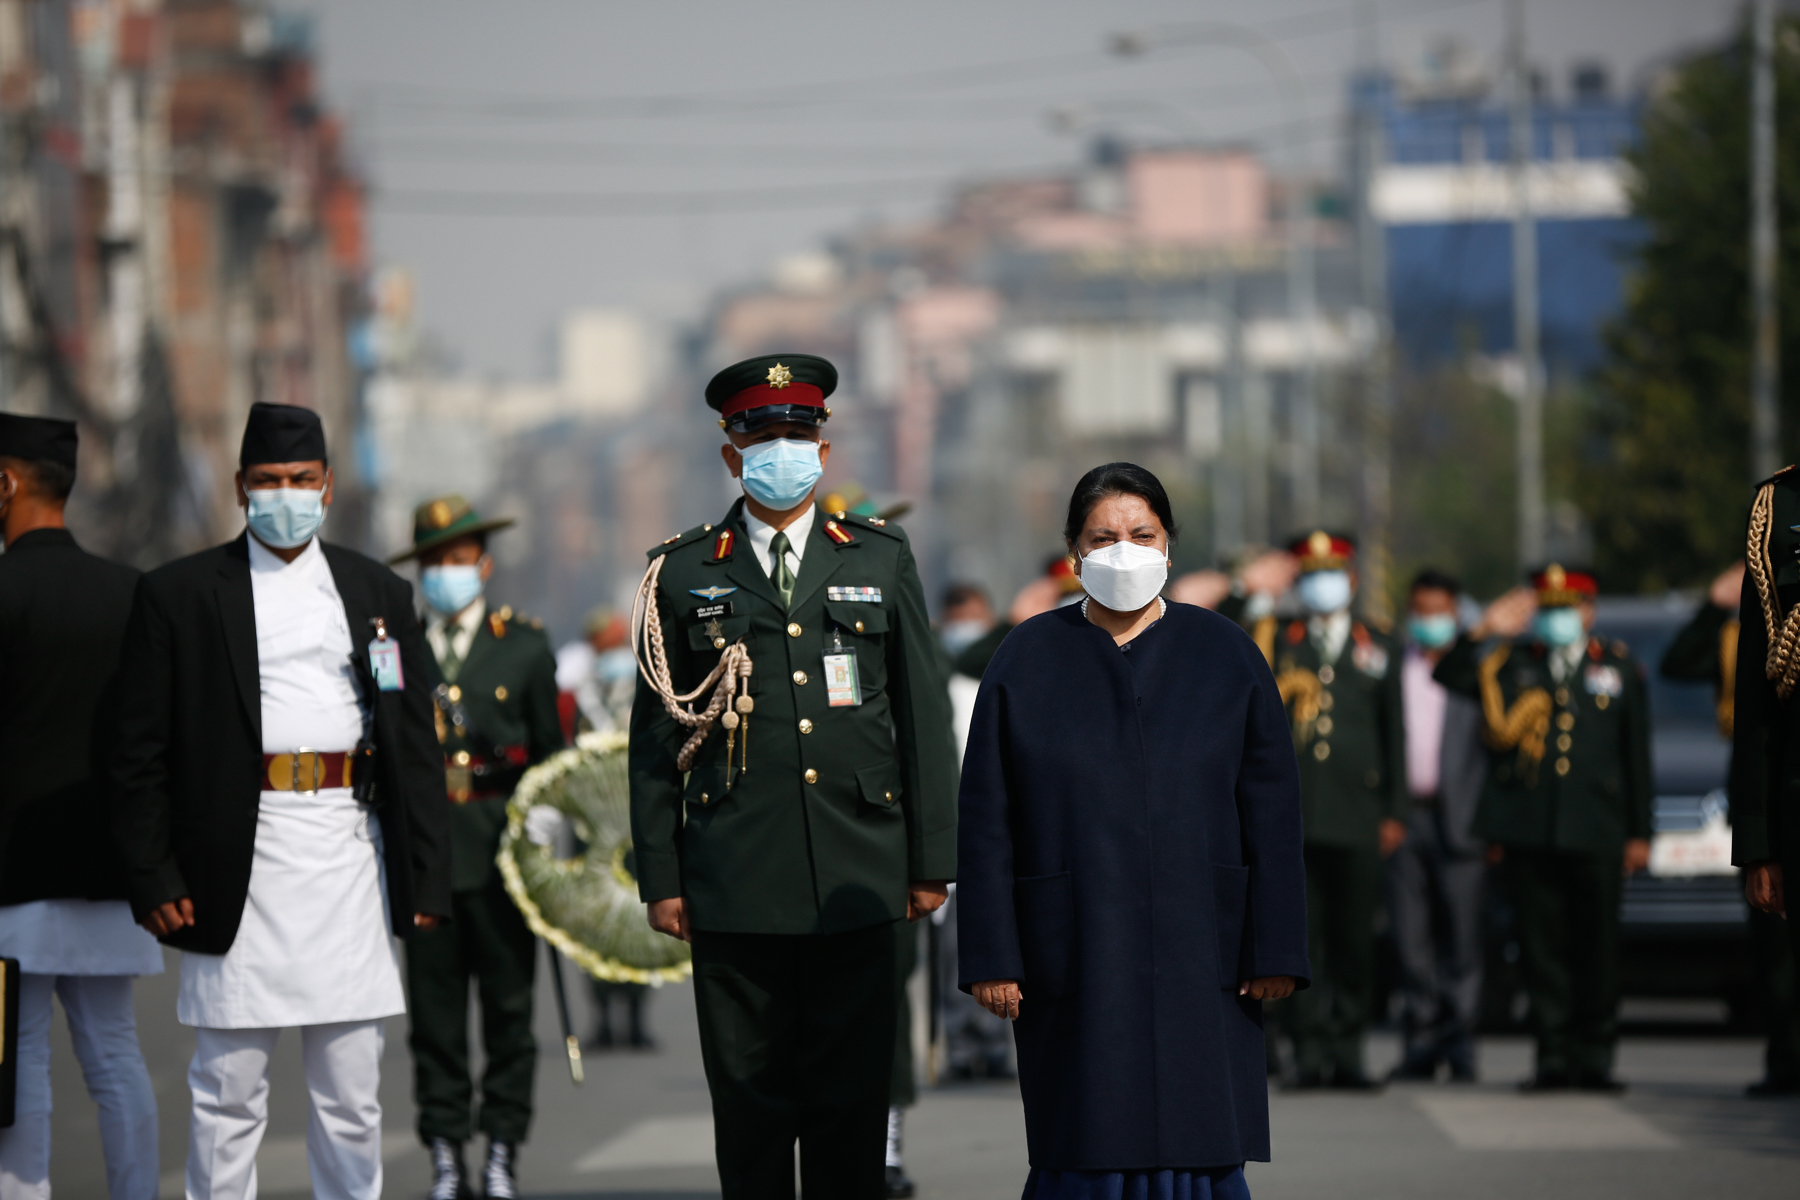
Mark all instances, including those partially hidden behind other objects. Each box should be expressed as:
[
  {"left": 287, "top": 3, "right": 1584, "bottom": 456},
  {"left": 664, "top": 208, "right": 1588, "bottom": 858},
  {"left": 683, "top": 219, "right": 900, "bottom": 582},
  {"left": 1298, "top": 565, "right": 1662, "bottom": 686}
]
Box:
[
  {"left": 1508, "top": 0, "right": 1545, "bottom": 571},
  {"left": 1752, "top": 0, "right": 1781, "bottom": 482},
  {"left": 1355, "top": 0, "right": 1393, "bottom": 621}
]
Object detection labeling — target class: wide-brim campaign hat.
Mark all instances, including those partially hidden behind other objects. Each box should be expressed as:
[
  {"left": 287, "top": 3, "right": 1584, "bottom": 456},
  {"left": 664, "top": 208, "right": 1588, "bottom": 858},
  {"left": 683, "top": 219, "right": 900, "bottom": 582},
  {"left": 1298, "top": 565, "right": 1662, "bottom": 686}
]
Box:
[{"left": 387, "top": 493, "right": 517, "bottom": 564}]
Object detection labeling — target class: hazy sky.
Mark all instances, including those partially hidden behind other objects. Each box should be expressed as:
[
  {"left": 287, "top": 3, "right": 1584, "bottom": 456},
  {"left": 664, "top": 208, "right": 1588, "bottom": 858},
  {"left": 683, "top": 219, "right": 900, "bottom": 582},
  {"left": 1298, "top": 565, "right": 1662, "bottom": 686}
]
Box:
[{"left": 283, "top": 0, "right": 1755, "bottom": 378}]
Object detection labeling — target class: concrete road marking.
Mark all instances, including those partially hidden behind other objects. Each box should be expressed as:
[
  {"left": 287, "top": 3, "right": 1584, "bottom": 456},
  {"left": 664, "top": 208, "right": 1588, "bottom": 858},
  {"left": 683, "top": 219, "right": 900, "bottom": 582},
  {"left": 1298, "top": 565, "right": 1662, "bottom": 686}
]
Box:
[
  {"left": 574, "top": 1114, "right": 717, "bottom": 1172},
  {"left": 157, "top": 1133, "right": 414, "bottom": 1198},
  {"left": 1414, "top": 1093, "right": 1680, "bottom": 1151}
]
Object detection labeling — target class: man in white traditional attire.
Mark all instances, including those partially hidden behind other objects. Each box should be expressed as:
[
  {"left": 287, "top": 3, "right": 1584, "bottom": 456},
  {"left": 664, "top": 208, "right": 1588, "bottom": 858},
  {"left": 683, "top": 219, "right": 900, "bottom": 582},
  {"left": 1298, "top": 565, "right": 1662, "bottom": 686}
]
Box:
[
  {"left": 111, "top": 403, "right": 450, "bottom": 1200},
  {"left": 0, "top": 414, "right": 162, "bottom": 1200}
]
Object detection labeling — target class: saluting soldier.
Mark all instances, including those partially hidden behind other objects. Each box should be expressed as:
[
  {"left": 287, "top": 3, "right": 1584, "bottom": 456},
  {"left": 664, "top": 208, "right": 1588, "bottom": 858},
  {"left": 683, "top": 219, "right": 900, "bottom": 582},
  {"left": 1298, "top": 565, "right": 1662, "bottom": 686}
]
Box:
[
  {"left": 1737, "top": 468, "right": 1800, "bottom": 967},
  {"left": 390, "top": 495, "right": 564, "bottom": 1200},
  {"left": 1435, "top": 565, "right": 1653, "bottom": 1092},
  {"left": 1272, "top": 531, "right": 1407, "bottom": 1090},
  {"left": 629, "top": 353, "right": 957, "bottom": 1200}
]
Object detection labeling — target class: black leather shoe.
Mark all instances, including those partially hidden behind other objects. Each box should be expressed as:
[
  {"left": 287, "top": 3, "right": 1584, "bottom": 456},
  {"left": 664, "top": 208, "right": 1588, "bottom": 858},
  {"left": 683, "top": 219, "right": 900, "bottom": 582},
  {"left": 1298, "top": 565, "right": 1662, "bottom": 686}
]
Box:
[
  {"left": 426, "top": 1138, "right": 471, "bottom": 1200},
  {"left": 1575, "top": 1073, "right": 1627, "bottom": 1094},
  {"left": 483, "top": 1141, "right": 519, "bottom": 1200},
  {"left": 1519, "top": 1072, "right": 1572, "bottom": 1092},
  {"left": 885, "top": 1165, "right": 917, "bottom": 1198},
  {"left": 1327, "top": 1071, "right": 1384, "bottom": 1091},
  {"left": 1387, "top": 1054, "right": 1440, "bottom": 1083},
  {"left": 1747, "top": 1076, "right": 1800, "bottom": 1097}
]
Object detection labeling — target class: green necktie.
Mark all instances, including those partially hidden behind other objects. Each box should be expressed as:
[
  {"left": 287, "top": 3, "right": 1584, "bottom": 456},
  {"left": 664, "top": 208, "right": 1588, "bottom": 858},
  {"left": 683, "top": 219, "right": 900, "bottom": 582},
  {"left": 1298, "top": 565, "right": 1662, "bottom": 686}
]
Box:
[
  {"left": 769, "top": 530, "right": 796, "bottom": 610},
  {"left": 439, "top": 636, "right": 463, "bottom": 684}
]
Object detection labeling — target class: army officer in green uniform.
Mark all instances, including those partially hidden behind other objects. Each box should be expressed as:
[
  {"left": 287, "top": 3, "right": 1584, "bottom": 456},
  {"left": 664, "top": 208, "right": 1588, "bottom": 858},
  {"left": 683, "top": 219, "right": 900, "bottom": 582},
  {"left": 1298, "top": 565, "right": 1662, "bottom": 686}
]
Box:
[
  {"left": 391, "top": 495, "right": 564, "bottom": 1200},
  {"left": 1273, "top": 531, "right": 1407, "bottom": 1089},
  {"left": 1435, "top": 565, "right": 1652, "bottom": 1091},
  {"left": 629, "top": 354, "right": 957, "bottom": 1200}
]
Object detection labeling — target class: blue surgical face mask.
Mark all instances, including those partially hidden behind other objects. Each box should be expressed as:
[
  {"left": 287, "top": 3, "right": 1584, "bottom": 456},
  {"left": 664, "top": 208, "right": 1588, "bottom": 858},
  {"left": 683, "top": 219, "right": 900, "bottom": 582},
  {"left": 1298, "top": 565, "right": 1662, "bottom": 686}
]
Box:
[
  {"left": 738, "top": 437, "right": 823, "bottom": 509},
  {"left": 421, "top": 564, "right": 484, "bottom": 615},
  {"left": 1298, "top": 569, "right": 1353, "bottom": 615},
  {"left": 1407, "top": 613, "right": 1458, "bottom": 649},
  {"left": 1533, "top": 606, "right": 1587, "bottom": 648},
  {"left": 245, "top": 487, "right": 325, "bottom": 549},
  {"left": 941, "top": 618, "right": 991, "bottom": 657}
]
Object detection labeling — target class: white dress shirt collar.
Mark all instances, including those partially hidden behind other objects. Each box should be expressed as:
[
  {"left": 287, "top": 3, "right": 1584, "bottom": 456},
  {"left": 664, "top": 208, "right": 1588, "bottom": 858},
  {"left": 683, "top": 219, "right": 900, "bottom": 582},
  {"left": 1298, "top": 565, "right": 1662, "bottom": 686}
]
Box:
[
  {"left": 744, "top": 503, "right": 816, "bottom": 581},
  {"left": 1548, "top": 639, "right": 1588, "bottom": 683},
  {"left": 426, "top": 597, "right": 487, "bottom": 667},
  {"left": 1308, "top": 610, "right": 1353, "bottom": 664}
]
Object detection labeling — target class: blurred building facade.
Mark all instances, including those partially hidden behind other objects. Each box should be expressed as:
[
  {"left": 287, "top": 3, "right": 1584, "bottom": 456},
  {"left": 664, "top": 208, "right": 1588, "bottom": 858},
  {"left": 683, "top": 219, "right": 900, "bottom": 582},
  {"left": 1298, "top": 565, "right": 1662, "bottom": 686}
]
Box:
[{"left": 0, "top": 0, "right": 369, "bottom": 567}]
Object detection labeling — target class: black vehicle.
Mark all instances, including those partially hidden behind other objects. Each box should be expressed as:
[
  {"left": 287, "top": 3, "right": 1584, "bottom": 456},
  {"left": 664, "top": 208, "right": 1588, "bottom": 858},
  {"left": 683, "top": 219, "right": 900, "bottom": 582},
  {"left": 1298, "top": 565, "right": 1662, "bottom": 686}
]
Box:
[{"left": 1593, "top": 595, "right": 1752, "bottom": 1022}]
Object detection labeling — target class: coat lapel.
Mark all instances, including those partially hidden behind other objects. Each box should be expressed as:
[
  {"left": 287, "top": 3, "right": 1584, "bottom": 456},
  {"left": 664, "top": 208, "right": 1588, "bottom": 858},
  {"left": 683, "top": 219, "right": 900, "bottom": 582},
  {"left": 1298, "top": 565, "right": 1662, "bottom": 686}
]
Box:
[
  {"left": 215, "top": 534, "right": 261, "bottom": 741},
  {"left": 458, "top": 613, "right": 500, "bottom": 680},
  {"left": 786, "top": 509, "right": 851, "bottom": 613},
  {"left": 321, "top": 542, "right": 378, "bottom": 688},
  {"left": 717, "top": 504, "right": 784, "bottom": 612}
]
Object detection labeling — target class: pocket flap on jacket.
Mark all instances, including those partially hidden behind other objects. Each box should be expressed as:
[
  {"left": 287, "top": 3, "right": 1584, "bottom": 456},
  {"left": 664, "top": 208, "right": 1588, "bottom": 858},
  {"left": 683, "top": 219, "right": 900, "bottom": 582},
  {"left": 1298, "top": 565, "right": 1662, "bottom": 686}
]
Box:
[
  {"left": 687, "top": 615, "right": 752, "bottom": 651},
  {"left": 855, "top": 764, "right": 903, "bottom": 809},
  {"left": 684, "top": 765, "right": 727, "bottom": 808},
  {"left": 824, "top": 601, "right": 890, "bottom": 635}
]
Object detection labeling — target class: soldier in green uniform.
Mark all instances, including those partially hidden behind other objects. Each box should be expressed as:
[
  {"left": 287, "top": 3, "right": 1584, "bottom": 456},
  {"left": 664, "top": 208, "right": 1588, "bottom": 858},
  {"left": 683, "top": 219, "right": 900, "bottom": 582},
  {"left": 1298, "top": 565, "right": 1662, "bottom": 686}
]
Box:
[
  {"left": 628, "top": 353, "right": 957, "bottom": 1200},
  {"left": 1737, "top": 468, "right": 1800, "bottom": 969},
  {"left": 390, "top": 495, "right": 565, "bottom": 1200},
  {"left": 1435, "top": 565, "right": 1653, "bottom": 1091},
  {"left": 1272, "top": 531, "right": 1407, "bottom": 1089}
]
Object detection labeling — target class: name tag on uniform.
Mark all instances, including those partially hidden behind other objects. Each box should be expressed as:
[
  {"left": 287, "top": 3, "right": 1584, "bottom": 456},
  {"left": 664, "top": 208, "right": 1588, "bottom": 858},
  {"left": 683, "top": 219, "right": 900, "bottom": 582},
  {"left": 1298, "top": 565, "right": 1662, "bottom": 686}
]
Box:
[
  {"left": 824, "top": 652, "right": 862, "bottom": 707},
  {"left": 827, "top": 586, "right": 882, "bottom": 603},
  {"left": 369, "top": 638, "right": 404, "bottom": 691},
  {"left": 1584, "top": 664, "right": 1623, "bottom": 697},
  {"left": 691, "top": 601, "right": 734, "bottom": 621}
]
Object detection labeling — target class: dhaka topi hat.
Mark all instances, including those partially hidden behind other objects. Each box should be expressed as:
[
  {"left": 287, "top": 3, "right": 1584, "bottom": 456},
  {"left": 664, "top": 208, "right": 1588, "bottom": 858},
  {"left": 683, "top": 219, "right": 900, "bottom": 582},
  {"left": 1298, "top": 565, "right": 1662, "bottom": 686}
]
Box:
[
  {"left": 240, "top": 402, "right": 327, "bottom": 468},
  {"left": 0, "top": 413, "right": 77, "bottom": 472}
]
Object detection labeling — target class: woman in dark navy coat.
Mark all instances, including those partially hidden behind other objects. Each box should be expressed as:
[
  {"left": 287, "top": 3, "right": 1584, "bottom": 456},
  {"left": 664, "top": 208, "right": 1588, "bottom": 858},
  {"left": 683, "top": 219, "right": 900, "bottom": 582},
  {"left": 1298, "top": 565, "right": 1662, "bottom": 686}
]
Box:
[{"left": 958, "top": 463, "right": 1310, "bottom": 1200}]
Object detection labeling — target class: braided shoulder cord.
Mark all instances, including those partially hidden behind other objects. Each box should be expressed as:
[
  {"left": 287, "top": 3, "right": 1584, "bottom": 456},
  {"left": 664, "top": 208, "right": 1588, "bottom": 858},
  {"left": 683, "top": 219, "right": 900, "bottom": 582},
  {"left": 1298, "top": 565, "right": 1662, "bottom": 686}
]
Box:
[
  {"left": 630, "top": 554, "right": 754, "bottom": 772},
  {"left": 1274, "top": 667, "right": 1322, "bottom": 739},
  {"left": 1476, "top": 645, "right": 1552, "bottom": 774},
  {"left": 1747, "top": 481, "right": 1800, "bottom": 699}
]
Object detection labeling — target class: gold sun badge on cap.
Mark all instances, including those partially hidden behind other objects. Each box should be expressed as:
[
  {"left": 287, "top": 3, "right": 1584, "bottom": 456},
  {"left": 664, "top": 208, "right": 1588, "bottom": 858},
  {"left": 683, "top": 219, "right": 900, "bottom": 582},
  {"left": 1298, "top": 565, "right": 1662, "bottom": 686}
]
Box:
[
  {"left": 1545, "top": 564, "right": 1566, "bottom": 590},
  {"left": 428, "top": 500, "right": 454, "bottom": 529},
  {"left": 1308, "top": 531, "right": 1332, "bottom": 558},
  {"left": 766, "top": 362, "right": 792, "bottom": 389}
]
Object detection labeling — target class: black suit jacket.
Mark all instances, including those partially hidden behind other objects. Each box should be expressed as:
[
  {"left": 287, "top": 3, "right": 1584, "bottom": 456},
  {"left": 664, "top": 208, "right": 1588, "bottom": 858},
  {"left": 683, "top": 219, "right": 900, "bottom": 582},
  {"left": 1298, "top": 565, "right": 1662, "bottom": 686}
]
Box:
[
  {"left": 0, "top": 528, "right": 140, "bottom": 904},
  {"left": 110, "top": 534, "right": 451, "bottom": 954}
]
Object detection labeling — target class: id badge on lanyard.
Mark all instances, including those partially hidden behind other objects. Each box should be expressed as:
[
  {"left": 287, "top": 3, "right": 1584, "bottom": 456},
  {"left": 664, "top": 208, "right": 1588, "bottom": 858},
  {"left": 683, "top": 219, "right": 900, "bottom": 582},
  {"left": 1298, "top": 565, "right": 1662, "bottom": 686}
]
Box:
[
  {"left": 369, "top": 618, "right": 404, "bottom": 692},
  {"left": 823, "top": 630, "right": 861, "bottom": 708}
]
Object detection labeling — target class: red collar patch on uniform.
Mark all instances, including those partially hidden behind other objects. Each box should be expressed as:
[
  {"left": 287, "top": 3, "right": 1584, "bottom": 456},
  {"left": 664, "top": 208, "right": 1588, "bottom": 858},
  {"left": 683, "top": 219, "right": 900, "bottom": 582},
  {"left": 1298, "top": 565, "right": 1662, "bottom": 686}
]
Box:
[
  {"left": 1587, "top": 638, "right": 1604, "bottom": 661},
  {"left": 824, "top": 520, "right": 855, "bottom": 545},
  {"left": 1285, "top": 620, "right": 1306, "bottom": 645},
  {"left": 712, "top": 529, "right": 735, "bottom": 562}
]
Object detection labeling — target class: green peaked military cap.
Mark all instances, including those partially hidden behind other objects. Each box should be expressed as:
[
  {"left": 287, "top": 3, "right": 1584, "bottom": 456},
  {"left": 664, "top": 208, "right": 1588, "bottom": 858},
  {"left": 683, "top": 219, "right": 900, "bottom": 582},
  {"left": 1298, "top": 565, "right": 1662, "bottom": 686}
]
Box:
[
  {"left": 388, "top": 493, "right": 517, "bottom": 564},
  {"left": 705, "top": 353, "right": 837, "bottom": 432}
]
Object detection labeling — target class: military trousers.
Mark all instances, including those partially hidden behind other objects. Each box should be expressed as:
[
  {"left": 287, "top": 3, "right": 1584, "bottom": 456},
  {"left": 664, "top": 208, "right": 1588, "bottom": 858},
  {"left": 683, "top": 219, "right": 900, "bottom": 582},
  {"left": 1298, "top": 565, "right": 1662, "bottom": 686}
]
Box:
[
  {"left": 406, "top": 876, "right": 539, "bottom": 1145},
  {"left": 1388, "top": 802, "right": 1486, "bottom": 1069},
  {"left": 692, "top": 922, "right": 897, "bottom": 1200},
  {"left": 1291, "top": 843, "right": 1384, "bottom": 1078},
  {"left": 1508, "top": 846, "right": 1622, "bottom": 1081}
]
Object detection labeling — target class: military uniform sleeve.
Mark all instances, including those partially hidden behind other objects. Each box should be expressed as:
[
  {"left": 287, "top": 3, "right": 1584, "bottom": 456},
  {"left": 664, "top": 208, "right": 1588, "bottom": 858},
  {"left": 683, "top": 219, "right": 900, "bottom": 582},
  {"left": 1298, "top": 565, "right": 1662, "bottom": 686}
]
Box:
[
  {"left": 1660, "top": 603, "right": 1729, "bottom": 683},
  {"left": 108, "top": 576, "right": 188, "bottom": 920},
  {"left": 1732, "top": 568, "right": 1776, "bottom": 864},
  {"left": 628, "top": 597, "right": 686, "bottom": 904},
  {"left": 1621, "top": 654, "right": 1655, "bottom": 843},
  {"left": 887, "top": 537, "right": 958, "bottom": 882},
  {"left": 1432, "top": 634, "right": 1485, "bottom": 700},
  {"left": 391, "top": 580, "right": 453, "bottom": 918},
  {"left": 522, "top": 629, "right": 566, "bottom": 765},
  {"left": 1381, "top": 634, "right": 1409, "bottom": 821}
]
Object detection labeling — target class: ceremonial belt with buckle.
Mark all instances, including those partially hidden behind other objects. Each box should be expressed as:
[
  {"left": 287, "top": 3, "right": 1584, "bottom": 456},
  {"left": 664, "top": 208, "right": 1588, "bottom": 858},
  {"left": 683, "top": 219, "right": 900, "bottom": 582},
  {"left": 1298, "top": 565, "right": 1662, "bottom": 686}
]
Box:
[
  {"left": 263, "top": 750, "right": 354, "bottom": 794},
  {"left": 445, "top": 745, "right": 527, "bottom": 804}
]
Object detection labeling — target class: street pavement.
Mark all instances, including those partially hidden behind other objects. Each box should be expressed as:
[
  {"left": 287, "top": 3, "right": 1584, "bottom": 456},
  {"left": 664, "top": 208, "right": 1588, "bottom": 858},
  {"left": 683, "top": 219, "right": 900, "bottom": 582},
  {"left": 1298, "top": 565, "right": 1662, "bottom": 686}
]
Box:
[{"left": 43, "top": 948, "right": 1800, "bottom": 1198}]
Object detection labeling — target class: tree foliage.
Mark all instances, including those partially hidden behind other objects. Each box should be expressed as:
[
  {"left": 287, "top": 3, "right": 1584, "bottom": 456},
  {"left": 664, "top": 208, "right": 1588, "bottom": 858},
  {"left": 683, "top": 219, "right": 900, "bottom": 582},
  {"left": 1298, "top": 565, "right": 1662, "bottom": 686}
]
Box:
[{"left": 1582, "top": 18, "right": 1800, "bottom": 591}]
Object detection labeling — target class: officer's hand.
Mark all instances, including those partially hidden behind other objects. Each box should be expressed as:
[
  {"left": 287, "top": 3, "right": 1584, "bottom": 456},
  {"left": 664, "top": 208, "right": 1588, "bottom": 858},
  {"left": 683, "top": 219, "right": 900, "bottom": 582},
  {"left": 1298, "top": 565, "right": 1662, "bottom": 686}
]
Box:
[
  {"left": 647, "top": 897, "right": 691, "bottom": 943},
  {"left": 1239, "top": 550, "right": 1301, "bottom": 599},
  {"left": 1475, "top": 588, "right": 1537, "bottom": 640},
  {"left": 413, "top": 913, "right": 442, "bottom": 931},
  {"left": 1379, "top": 818, "right": 1407, "bottom": 858},
  {"left": 1710, "top": 561, "right": 1747, "bottom": 611},
  {"left": 907, "top": 880, "right": 949, "bottom": 922},
  {"left": 142, "top": 898, "right": 194, "bottom": 937},
  {"left": 1747, "top": 862, "right": 1786, "bottom": 917},
  {"left": 1622, "top": 838, "right": 1651, "bottom": 877},
  {"left": 973, "top": 979, "right": 1022, "bottom": 1019},
  {"left": 1239, "top": 976, "right": 1296, "bottom": 1001}
]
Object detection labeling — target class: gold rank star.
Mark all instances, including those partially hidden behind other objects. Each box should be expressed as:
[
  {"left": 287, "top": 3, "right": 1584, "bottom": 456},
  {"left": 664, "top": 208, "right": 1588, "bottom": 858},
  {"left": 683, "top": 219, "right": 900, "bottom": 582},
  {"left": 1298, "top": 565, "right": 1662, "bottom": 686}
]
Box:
[{"left": 766, "top": 362, "right": 792, "bottom": 389}]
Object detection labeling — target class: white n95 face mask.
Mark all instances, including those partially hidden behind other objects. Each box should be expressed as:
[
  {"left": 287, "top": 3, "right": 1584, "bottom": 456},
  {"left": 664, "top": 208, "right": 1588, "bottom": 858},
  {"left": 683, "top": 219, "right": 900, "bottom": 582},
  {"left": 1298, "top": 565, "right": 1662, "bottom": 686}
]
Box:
[{"left": 1079, "top": 541, "right": 1169, "bottom": 612}]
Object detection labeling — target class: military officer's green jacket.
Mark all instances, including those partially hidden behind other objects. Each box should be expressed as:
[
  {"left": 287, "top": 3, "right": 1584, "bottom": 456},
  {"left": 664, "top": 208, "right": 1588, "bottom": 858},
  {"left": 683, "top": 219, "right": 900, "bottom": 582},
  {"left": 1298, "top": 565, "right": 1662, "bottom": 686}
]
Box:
[
  {"left": 1270, "top": 616, "right": 1407, "bottom": 850},
  {"left": 1435, "top": 634, "right": 1653, "bottom": 853},
  {"left": 628, "top": 499, "right": 958, "bottom": 935},
  {"left": 426, "top": 602, "right": 564, "bottom": 892},
  {"left": 1733, "top": 465, "right": 1800, "bottom": 868}
]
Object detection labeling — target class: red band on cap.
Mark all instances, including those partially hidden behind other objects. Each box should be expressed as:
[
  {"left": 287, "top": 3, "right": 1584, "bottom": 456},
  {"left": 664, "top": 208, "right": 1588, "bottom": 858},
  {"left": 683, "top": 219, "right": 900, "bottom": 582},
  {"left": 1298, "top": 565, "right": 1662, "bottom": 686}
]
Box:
[{"left": 721, "top": 382, "right": 825, "bottom": 419}]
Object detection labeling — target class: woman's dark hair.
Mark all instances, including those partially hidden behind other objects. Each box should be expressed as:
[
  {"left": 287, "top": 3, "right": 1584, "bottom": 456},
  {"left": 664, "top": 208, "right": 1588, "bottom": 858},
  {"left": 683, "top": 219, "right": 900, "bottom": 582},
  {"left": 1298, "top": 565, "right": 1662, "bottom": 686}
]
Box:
[{"left": 1062, "top": 462, "right": 1178, "bottom": 546}]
